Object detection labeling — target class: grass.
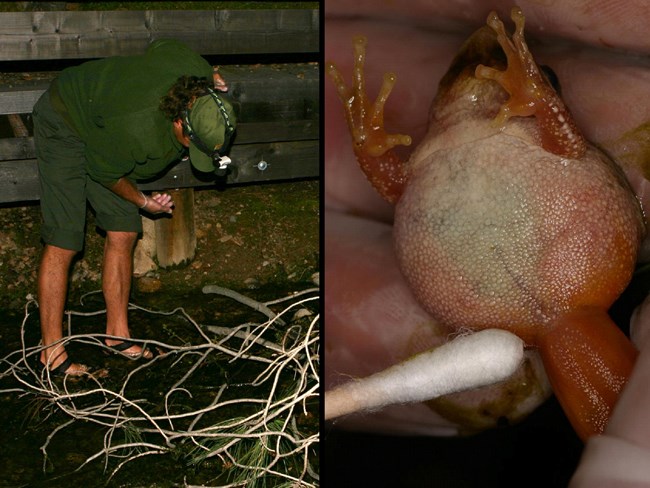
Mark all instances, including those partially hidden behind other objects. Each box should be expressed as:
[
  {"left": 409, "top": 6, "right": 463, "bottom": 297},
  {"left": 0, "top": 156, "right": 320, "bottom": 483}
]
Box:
[{"left": 184, "top": 417, "right": 305, "bottom": 487}]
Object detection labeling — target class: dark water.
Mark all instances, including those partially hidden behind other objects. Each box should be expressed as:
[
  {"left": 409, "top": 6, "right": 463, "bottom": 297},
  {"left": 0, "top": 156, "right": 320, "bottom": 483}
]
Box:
[{"left": 0, "top": 285, "right": 319, "bottom": 487}]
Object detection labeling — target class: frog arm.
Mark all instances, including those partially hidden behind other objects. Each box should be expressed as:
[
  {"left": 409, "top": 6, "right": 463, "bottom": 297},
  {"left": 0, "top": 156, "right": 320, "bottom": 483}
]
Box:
[
  {"left": 539, "top": 307, "right": 638, "bottom": 441},
  {"left": 327, "top": 36, "right": 412, "bottom": 204},
  {"left": 325, "top": 328, "right": 524, "bottom": 420},
  {"left": 474, "top": 7, "right": 587, "bottom": 159}
]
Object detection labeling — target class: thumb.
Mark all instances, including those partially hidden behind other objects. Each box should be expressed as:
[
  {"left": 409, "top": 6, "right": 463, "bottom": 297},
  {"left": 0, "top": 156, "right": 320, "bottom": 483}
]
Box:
[{"left": 570, "top": 296, "right": 650, "bottom": 486}]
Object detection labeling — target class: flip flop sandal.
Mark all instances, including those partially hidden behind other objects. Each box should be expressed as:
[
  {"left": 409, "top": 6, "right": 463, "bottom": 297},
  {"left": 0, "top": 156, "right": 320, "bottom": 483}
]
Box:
[
  {"left": 104, "top": 340, "right": 161, "bottom": 359},
  {"left": 36, "top": 356, "right": 87, "bottom": 377}
]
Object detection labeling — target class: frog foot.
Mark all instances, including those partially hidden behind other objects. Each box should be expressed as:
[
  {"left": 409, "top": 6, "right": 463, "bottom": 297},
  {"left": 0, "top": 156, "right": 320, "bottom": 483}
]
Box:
[
  {"left": 327, "top": 36, "right": 412, "bottom": 203},
  {"left": 474, "top": 7, "right": 586, "bottom": 159}
]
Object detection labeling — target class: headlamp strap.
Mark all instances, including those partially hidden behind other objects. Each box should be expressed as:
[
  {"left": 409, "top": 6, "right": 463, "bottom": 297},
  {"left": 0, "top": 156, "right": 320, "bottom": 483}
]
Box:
[
  {"left": 207, "top": 87, "right": 235, "bottom": 140},
  {"left": 183, "top": 89, "right": 235, "bottom": 161}
]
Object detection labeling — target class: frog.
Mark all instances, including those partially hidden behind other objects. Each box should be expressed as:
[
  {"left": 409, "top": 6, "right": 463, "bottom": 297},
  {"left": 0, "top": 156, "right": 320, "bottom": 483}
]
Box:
[{"left": 326, "top": 6, "right": 646, "bottom": 440}]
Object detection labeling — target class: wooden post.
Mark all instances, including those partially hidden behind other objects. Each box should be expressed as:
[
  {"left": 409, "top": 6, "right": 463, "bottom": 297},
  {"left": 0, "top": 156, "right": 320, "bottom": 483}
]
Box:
[
  {"left": 133, "top": 216, "right": 157, "bottom": 276},
  {"left": 155, "top": 188, "right": 196, "bottom": 268},
  {"left": 7, "top": 114, "right": 28, "bottom": 137}
]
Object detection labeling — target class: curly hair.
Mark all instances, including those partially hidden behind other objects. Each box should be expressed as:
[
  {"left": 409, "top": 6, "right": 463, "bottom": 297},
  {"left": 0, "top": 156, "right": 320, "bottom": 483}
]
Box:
[{"left": 159, "top": 75, "right": 211, "bottom": 120}]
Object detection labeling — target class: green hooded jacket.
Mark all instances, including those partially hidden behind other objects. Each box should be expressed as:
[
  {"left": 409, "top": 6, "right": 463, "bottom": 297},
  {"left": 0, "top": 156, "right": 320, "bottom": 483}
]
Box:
[{"left": 51, "top": 39, "right": 213, "bottom": 186}]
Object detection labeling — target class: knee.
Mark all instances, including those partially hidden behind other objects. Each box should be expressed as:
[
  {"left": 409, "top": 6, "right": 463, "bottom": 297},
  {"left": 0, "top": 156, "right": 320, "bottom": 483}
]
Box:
[
  {"left": 106, "top": 231, "right": 138, "bottom": 250},
  {"left": 41, "top": 244, "right": 78, "bottom": 265}
]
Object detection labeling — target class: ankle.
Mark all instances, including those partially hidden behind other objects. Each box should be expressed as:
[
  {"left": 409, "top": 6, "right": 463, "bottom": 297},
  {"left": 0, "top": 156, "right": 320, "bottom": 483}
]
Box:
[{"left": 40, "top": 349, "right": 67, "bottom": 367}]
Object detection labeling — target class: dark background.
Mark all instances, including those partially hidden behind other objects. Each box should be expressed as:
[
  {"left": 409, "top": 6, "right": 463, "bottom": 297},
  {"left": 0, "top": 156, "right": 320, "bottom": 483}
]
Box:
[
  {"left": 322, "top": 265, "right": 650, "bottom": 488},
  {"left": 323, "top": 397, "right": 582, "bottom": 488}
]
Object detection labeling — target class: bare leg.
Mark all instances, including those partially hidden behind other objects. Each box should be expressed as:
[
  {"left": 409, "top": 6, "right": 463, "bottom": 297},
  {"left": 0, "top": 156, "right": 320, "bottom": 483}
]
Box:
[
  {"left": 38, "top": 244, "right": 88, "bottom": 373},
  {"left": 102, "top": 230, "right": 152, "bottom": 358}
]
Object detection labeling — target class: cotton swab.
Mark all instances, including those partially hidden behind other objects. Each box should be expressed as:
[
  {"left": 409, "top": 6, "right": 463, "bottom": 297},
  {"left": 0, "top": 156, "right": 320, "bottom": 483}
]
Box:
[{"left": 325, "top": 328, "right": 525, "bottom": 420}]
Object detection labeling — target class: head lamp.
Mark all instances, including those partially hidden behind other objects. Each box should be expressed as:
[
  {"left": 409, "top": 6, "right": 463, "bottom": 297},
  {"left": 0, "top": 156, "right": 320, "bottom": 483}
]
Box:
[{"left": 183, "top": 87, "right": 236, "bottom": 176}]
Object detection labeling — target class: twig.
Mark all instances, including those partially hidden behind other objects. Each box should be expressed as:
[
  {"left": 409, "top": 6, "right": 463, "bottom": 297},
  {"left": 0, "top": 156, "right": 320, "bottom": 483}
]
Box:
[
  {"left": 1, "top": 285, "right": 319, "bottom": 487},
  {"left": 202, "top": 285, "right": 287, "bottom": 326}
]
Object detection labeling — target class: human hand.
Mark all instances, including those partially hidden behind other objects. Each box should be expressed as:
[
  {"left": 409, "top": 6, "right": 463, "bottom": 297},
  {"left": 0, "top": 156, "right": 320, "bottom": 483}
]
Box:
[
  {"left": 326, "top": 0, "right": 650, "bottom": 485},
  {"left": 212, "top": 69, "right": 228, "bottom": 92},
  {"left": 570, "top": 302, "right": 650, "bottom": 486},
  {"left": 142, "top": 192, "right": 174, "bottom": 215}
]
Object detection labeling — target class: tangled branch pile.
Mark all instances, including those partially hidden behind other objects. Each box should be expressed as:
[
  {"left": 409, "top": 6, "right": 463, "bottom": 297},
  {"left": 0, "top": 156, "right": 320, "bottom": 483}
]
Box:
[{"left": 0, "top": 285, "right": 320, "bottom": 487}]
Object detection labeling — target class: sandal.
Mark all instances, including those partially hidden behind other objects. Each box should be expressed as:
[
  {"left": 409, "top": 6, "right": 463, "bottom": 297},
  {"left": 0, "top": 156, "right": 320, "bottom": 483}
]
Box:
[
  {"left": 36, "top": 356, "right": 89, "bottom": 377},
  {"left": 104, "top": 340, "right": 162, "bottom": 359}
]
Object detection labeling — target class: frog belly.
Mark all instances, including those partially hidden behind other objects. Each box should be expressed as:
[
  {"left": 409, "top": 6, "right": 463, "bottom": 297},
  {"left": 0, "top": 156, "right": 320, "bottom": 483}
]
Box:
[{"left": 393, "top": 133, "right": 641, "bottom": 344}]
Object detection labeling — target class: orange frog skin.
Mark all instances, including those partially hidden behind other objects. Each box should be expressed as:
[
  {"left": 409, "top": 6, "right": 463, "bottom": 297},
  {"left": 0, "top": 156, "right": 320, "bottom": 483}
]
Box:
[{"left": 327, "top": 7, "right": 646, "bottom": 441}]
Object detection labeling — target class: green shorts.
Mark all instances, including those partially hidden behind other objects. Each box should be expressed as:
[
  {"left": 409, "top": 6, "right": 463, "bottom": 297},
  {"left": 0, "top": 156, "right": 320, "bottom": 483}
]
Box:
[{"left": 33, "top": 89, "right": 142, "bottom": 251}]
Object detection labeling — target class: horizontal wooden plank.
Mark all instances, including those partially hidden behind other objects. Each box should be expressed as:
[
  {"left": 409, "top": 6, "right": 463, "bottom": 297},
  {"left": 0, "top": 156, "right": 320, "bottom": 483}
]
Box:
[
  {"left": 141, "top": 140, "right": 319, "bottom": 189},
  {"left": 0, "top": 80, "right": 51, "bottom": 115},
  {"left": 0, "top": 137, "right": 34, "bottom": 160},
  {"left": 222, "top": 64, "right": 319, "bottom": 123},
  {"left": 0, "top": 9, "right": 319, "bottom": 60},
  {"left": 0, "top": 63, "right": 319, "bottom": 118},
  {"left": 0, "top": 140, "right": 318, "bottom": 203},
  {"left": 0, "top": 61, "right": 319, "bottom": 202},
  {"left": 0, "top": 158, "right": 40, "bottom": 203},
  {"left": 0, "top": 114, "right": 318, "bottom": 160}
]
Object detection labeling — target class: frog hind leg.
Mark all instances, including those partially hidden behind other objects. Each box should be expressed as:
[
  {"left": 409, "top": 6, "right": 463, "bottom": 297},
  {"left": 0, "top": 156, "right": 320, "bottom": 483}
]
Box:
[
  {"left": 538, "top": 307, "right": 638, "bottom": 441},
  {"left": 326, "top": 36, "right": 412, "bottom": 204}
]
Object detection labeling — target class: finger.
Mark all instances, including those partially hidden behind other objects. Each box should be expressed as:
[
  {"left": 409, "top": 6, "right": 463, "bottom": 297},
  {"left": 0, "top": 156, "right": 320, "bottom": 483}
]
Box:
[
  {"left": 147, "top": 197, "right": 173, "bottom": 215},
  {"left": 152, "top": 193, "right": 173, "bottom": 205},
  {"left": 325, "top": 16, "right": 650, "bottom": 220},
  {"left": 630, "top": 294, "right": 650, "bottom": 349},
  {"left": 325, "top": 211, "right": 443, "bottom": 383},
  {"left": 570, "top": 341, "right": 650, "bottom": 486},
  {"left": 157, "top": 203, "right": 173, "bottom": 215},
  {"left": 326, "top": 210, "right": 459, "bottom": 434},
  {"left": 325, "top": 210, "right": 551, "bottom": 434},
  {"left": 608, "top": 312, "right": 650, "bottom": 446},
  {"left": 570, "top": 435, "right": 650, "bottom": 487},
  {"left": 158, "top": 199, "right": 174, "bottom": 213},
  {"left": 213, "top": 71, "right": 228, "bottom": 91},
  {"left": 325, "top": 19, "right": 457, "bottom": 221}
]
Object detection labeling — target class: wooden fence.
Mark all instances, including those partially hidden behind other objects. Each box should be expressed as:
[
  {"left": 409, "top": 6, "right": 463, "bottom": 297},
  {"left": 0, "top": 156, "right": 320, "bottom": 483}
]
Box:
[{"left": 0, "top": 8, "right": 319, "bottom": 204}]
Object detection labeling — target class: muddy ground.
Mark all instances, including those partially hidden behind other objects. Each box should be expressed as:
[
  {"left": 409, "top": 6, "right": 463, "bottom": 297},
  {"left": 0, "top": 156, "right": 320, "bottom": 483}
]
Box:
[{"left": 0, "top": 179, "right": 319, "bottom": 312}]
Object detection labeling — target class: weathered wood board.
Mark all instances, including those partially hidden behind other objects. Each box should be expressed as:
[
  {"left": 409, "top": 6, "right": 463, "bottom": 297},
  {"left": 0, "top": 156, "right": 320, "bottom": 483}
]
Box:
[
  {"left": 0, "top": 140, "right": 318, "bottom": 203},
  {"left": 0, "top": 9, "right": 319, "bottom": 60},
  {"left": 0, "top": 63, "right": 319, "bottom": 203},
  {"left": 0, "top": 64, "right": 319, "bottom": 123},
  {"left": 0, "top": 8, "right": 320, "bottom": 204}
]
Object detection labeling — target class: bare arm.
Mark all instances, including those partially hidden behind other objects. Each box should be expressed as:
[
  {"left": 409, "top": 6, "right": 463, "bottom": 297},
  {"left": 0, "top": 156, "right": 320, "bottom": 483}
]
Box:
[{"left": 109, "top": 177, "right": 174, "bottom": 214}]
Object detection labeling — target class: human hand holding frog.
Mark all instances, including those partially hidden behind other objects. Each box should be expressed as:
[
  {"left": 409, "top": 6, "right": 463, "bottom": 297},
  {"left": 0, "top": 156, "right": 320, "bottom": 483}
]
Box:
[{"left": 326, "top": 2, "right": 650, "bottom": 485}]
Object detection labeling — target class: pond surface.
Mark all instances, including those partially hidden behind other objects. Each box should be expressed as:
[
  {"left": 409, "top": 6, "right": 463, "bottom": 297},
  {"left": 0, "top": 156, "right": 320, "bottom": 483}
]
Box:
[{"left": 0, "top": 285, "right": 319, "bottom": 487}]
